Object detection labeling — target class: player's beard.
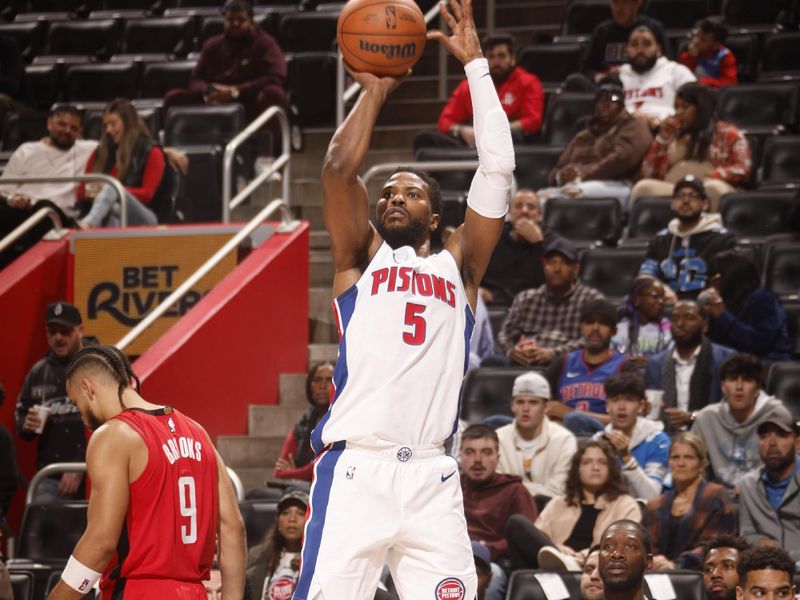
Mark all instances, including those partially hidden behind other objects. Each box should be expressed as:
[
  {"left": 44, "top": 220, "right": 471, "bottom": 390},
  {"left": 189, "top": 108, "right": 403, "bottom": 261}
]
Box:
[{"left": 376, "top": 217, "right": 429, "bottom": 250}]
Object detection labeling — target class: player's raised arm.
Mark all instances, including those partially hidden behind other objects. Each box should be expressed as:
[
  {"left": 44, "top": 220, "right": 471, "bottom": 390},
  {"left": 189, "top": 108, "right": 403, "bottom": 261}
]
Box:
[
  {"left": 431, "top": 0, "right": 515, "bottom": 307},
  {"left": 48, "top": 423, "right": 133, "bottom": 600},
  {"left": 321, "top": 67, "right": 406, "bottom": 292},
  {"left": 214, "top": 450, "right": 246, "bottom": 600}
]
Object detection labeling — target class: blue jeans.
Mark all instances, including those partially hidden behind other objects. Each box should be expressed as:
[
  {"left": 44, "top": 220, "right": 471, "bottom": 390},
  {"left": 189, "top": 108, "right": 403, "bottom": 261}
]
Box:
[
  {"left": 83, "top": 183, "right": 157, "bottom": 227},
  {"left": 485, "top": 562, "right": 508, "bottom": 600},
  {"left": 563, "top": 412, "right": 605, "bottom": 435}
]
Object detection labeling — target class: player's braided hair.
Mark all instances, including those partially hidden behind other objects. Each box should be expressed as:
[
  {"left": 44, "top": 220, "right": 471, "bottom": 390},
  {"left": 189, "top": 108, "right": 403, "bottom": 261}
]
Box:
[{"left": 66, "top": 344, "right": 140, "bottom": 408}]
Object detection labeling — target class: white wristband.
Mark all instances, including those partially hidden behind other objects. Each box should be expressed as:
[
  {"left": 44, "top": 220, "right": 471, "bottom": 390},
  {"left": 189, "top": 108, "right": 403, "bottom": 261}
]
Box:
[{"left": 61, "top": 555, "right": 102, "bottom": 593}]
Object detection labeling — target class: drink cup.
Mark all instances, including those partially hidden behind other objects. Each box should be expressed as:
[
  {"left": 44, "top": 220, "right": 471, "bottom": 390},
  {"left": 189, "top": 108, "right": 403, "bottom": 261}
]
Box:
[
  {"left": 32, "top": 405, "right": 51, "bottom": 434},
  {"left": 645, "top": 390, "right": 663, "bottom": 420}
]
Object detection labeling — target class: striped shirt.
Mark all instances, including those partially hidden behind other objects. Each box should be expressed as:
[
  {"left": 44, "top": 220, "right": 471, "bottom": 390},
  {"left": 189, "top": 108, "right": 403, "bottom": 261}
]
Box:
[{"left": 497, "top": 283, "right": 604, "bottom": 355}]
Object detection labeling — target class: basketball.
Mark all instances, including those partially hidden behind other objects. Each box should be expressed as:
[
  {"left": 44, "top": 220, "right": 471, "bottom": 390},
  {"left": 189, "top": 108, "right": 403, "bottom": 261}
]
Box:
[{"left": 337, "top": 0, "right": 426, "bottom": 76}]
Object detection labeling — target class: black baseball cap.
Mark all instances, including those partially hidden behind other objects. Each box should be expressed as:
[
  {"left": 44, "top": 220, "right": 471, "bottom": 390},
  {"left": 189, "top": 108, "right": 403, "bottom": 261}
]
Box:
[
  {"left": 45, "top": 302, "right": 82, "bottom": 327},
  {"left": 580, "top": 298, "right": 618, "bottom": 327},
  {"left": 543, "top": 237, "right": 578, "bottom": 262},
  {"left": 672, "top": 175, "right": 707, "bottom": 199},
  {"left": 277, "top": 489, "right": 309, "bottom": 512}
]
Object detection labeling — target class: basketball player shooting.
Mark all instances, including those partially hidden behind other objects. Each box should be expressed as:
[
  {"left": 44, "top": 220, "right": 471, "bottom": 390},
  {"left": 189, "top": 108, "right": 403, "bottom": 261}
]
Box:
[
  {"left": 47, "top": 345, "right": 246, "bottom": 600},
  {"left": 292, "top": 0, "right": 515, "bottom": 598}
]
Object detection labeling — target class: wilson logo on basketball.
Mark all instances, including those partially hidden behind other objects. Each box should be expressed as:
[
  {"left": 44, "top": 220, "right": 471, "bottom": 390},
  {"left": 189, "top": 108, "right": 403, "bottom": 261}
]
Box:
[
  {"left": 358, "top": 39, "right": 417, "bottom": 59},
  {"left": 435, "top": 577, "right": 465, "bottom": 600},
  {"left": 385, "top": 5, "right": 397, "bottom": 29}
]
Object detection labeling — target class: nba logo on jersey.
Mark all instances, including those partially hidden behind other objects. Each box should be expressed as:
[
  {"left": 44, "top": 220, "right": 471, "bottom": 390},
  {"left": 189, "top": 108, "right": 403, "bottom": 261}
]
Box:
[
  {"left": 346, "top": 466, "right": 356, "bottom": 480},
  {"left": 168, "top": 417, "right": 176, "bottom": 433},
  {"left": 435, "top": 577, "right": 465, "bottom": 599}
]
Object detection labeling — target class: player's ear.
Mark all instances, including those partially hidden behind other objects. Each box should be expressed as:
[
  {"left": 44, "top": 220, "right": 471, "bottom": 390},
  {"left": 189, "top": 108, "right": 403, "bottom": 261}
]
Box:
[{"left": 429, "top": 213, "right": 440, "bottom": 232}]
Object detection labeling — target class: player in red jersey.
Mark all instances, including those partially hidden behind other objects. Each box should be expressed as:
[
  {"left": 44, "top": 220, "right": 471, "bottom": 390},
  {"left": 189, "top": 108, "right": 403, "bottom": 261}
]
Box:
[{"left": 47, "top": 344, "right": 246, "bottom": 600}]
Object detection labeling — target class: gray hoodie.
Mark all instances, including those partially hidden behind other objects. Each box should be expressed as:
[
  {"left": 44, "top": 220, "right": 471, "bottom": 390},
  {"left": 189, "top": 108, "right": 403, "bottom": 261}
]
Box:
[{"left": 692, "top": 391, "right": 785, "bottom": 490}]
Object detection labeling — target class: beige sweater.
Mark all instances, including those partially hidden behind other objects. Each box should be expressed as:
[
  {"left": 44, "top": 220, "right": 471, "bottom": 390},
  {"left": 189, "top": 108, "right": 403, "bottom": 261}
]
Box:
[{"left": 535, "top": 493, "right": 641, "bottom": 555}]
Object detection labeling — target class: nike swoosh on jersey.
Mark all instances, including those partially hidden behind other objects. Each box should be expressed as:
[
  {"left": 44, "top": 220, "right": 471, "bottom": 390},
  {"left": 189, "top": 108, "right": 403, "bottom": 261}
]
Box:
[
  {"left": 566, "top": 371, "right": 580, "bottom": 377},
  {"left": 441, "top": 470, "right": 457, "bottom": 483}
]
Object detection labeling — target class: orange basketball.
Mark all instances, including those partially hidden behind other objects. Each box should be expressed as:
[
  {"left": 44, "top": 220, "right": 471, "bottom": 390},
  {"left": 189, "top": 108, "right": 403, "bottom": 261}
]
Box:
[{"left": 337, "top": 0, "right": 426, "bottom": 76}]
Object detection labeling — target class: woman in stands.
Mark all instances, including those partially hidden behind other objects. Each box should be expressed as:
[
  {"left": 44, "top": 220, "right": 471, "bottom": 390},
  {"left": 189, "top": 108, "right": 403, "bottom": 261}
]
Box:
[
  {"left": 629, "top": 81, "right": 752, "bottom": 212},
  {"left": 702, "top": 249, "right": 793, "bottom": 362},
  {"left": 246, "top": 489, "right": 307, "bottom": 599},
  {"left": 612, "top": 275, "right": 672, "bottom": 360},
  {"left": 643, "top": 431, "right": 736, "bottom": 570},
  {"left": 506, "top": 439, "right": 640, "bottom": 570},
  {"left": 78, "top": 98, "right": 165, "bottom": 228},
  {"left": 273, "top": 361, "right": 334, "bottom": 481}
]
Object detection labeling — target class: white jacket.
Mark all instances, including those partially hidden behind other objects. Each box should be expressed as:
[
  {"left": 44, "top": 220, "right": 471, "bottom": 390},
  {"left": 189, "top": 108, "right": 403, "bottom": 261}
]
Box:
[
  {"left": 619, "top": 56, "right": 696, "bottom": 122},
  {"left": 496, "top": 417, "right": 577, "bottom": 498}
]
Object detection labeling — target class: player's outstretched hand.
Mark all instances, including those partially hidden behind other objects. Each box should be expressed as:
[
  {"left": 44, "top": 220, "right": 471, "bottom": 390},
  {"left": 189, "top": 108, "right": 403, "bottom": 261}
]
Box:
[
  {"left": 343, "top": 61, "right": 409, "bottom": 97},
  {"left": 427, "top": 0, "right": 482, "bottom": 66}
]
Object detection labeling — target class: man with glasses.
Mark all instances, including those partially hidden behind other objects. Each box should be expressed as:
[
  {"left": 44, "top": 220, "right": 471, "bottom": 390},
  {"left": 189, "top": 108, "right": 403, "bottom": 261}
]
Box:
[{"left": 639, "top": 175, "right": 735, "bottom": 297}]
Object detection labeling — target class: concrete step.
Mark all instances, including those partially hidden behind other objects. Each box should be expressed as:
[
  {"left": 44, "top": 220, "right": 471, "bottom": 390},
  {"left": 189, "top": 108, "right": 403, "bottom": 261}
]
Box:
[
  {"left": 279, "top": 372, "right": 312, "bottom": 408},
  {"left": 249, "top": 404, "right": 307, "bottom": 437},
  {"left": 230, "top": 466, "right": 272, "bottom": 494},
  {"left": 377, "top": 98, "right": 446, "bottom": 126},
  {"left": 310, "top": 317, "right": 339, "bottom": 343},
  {"left": 302, "top": 124, "right": 431, "bottom": 156},
  {"left": 310, "top": 249, "right": 334, "bottom": 287},
  {"left": 309, "top": 343, "right": 338, "bottom": 364},
  {"left": 310, "top": 230, "right": 330, "bottom": 250},
  {"left": 309, "top": 286, "right": 333, "bottom": 324},
  {"left": 217, "top": 435, "right": 285, "bottom": 469}
]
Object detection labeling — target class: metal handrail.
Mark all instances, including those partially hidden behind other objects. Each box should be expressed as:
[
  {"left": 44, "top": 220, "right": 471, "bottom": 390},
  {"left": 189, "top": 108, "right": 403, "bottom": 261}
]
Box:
[
  {"left": 226, "top": 467, "right": 245, "bottom": 502},
  {"left": 222, "top": 106, "right": 291, "bottom": 223},
  {"left": 362, "top": 160, "right": 479, "bottom": 186},
  {"left": 116, "top": 198, "right": 298, "bottom": 351},
  {"left": 335, "top": 0, "right": 497, "bottom": 124},
  {"left": 26, "top": 462, "right": 87, "bottom": 506},
  {"left": 0, "top": 206, "right": 63, "bottom": 254},
  {"left": 0, "top": 174, "right": 129, "bottom": 225}
]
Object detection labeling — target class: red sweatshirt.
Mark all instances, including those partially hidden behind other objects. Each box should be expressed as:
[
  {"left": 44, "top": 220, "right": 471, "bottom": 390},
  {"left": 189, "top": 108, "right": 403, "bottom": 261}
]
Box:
[{"left": 438, "top": 66, "right": 544, "bottom": 134}]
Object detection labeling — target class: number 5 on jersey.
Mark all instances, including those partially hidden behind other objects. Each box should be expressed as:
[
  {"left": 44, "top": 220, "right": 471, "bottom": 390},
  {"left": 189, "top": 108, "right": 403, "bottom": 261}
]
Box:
[{"left": 403, "top": 302, "right": 427, "bottom": 346}]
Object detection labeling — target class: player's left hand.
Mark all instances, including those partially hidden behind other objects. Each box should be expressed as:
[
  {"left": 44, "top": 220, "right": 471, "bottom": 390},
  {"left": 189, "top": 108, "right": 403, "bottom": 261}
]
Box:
[
  {"left": 427, "top": 0, "right": 483, "bottom": 66},
  {"left": 58, "top": 472, "right": 83, "bottom": 497}
]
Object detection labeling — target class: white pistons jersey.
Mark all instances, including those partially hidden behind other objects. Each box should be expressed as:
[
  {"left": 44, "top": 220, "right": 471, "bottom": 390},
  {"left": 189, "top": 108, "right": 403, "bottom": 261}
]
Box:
[{"left": 311, "top": 242, "right": 475, "bottom": 453}]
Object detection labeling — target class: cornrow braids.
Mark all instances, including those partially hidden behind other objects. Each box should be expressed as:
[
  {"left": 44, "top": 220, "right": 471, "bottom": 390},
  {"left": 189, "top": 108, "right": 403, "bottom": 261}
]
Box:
[{"left": 67, "top": 344, "right": 139, "bottom": 408}]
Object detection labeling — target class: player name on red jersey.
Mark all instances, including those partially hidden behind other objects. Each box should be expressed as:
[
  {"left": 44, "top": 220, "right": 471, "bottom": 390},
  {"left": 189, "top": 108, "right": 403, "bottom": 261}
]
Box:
[
  {"left": 162, "top": 436, "right": 204, "bottom": 465},
  {"left": 370, "top": 266, "right": 457, "bottom": 308}
]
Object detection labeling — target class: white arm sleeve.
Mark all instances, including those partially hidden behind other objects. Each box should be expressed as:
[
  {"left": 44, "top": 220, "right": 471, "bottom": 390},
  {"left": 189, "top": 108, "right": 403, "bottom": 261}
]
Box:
[{"left": 464, "top": 58, "right": 515, "bottom": 219}]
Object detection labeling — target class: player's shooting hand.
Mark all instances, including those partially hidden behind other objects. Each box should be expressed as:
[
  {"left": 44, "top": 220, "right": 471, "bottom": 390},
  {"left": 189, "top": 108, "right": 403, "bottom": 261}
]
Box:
[
  {"left": 58, "top": 472, "right": 83, "bottom": 497},
  {"left": 427, "top": 0, "right": 483, "bottom": 66}
]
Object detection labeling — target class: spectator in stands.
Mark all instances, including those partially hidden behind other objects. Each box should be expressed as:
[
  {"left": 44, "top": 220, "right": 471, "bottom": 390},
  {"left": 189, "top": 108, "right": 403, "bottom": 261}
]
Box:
[
  {"left": 490, "top": 238, "right": 604, "bottom": 367},
  {"left": 246, "top": 489, "right": 307, "bottom": 598},
  {"left": 0, "top": 382, "right": 19, "bottom": 518},
  {"left": 495, "top": 371, "right": 578, "bottom": 499},
  {"left": 638, "top": 176, "right": 737, "bottom": 296},
  {"left": 692, "top": 353, "right": 786, "bottom": 492},
  {"left": 598, "top": 520, "right": 653, "bottom": 600},
  {"left": 619, "top": 25, "right": 696, "bottom": 130},
  {"left": 537, "top": 80, "right": 652, "bottom": 211},
  {"left": 703, "top": 535, "right": 751, "bottom": 600},
  {"left": 546, "top": 299, "right": 630, "bottom": 435},
  {"left": 15, "top": 302, "right": 87, "bottom": 502},
  {"left": 568, "top": 0, "right": 667, "bottom": 90},
  {"left": 480, "top": 188, "right": 556, "bottom": 306},
  {"left": 0, "top": 35, "right": 31, "bottom": 130},
  {"left": 630, "top": 83, "right": 751, "bottom": 211},
  {"left": 645, "top": 300, "right": 735, "bottom": 432},
  {"left": 163, "top": 0, "right": 287, "bottom": 126},
  {"left": 413, "top": 33, "right": 544, "bottom": 151},
  {"left": 77, "top": 98, "right": 167, "bottom": 228},
  {"left": 643, "top": 432, "right": 736, "bottom": 569},
  {"left": 506, "top": 439, "right": 640, "bottom": 571},
  {"left": 736, "top": 547, "right": 796, "bottom": 600},
  {"left": 598, "top": 372, "right": 670, "bottom": 500},
  {"left": 738, "top": 405, "right": 800, "bottom": 565},
  {"left": 701, "top": 250, "right": 793, "bottom": 363},
  {"left": 273, "top": 361, "right": 334, "bottom": 481},
  {"left": 582, "top": 547, "right": 604, "bottom": 600},
  {"left": 612, "top": 275, "right": 672, "bottom": 360},
  {"left": 472, "top": 541, "right": 494, "bottom": 600},
  {"left": 460, "top": 424, "right": 538, "bottom": 600},
  {"left": 678, "top": 18, "right": 738, "bottom": 88}
]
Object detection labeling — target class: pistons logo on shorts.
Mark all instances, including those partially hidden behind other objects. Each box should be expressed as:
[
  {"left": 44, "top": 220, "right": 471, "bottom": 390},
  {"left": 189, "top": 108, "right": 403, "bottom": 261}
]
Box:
[
  {"left": 268, "top": 576, "right": 296, "bottom": 600},
  {"left": 435, "top": 577, "right": 465, "bottom": 600}
]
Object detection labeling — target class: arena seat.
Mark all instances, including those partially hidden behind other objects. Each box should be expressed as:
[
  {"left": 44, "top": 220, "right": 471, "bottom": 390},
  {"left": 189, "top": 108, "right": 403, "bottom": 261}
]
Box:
[
  {"left": 82, "top": 105, "right": 160, "bottom": 141},
  {"left": 725, "top": 33, "right": 759, "bottom": 82},
  {"left": 164, "top": 104, "right": 245, "bottom": 147},
  {"left": 716, "top": 83, "right": 798, "bottom": 132},
  {"left": 643, "top": 0, "right": 708, "bottom": 29},
  {"left": 278, "top": 12, "right": 338, "bottom": 52},
  {"left": 121, "top": 16, "right": 196, "bottom": 57},
  {"left": 781, "top": 299, "right": 800, "bottom": 358},
  {"left": 623, "top": 196, "right": 672, "bottom": 243},
  {"left": 561, "top": 0, "right": 611, "bottom": 35},
  {"left": 62, "top": 62, "right": 140, "bottom": 103},
  {"left": 8, "top": 571, "right": 33, "bottom": 600},
  {"left": 759, "top": 136, "right": 800, "bottom": 188},
  {"left": 513, "top": 145, "right": 564, "bottom": 190},
  {"left": 722, "top": 0, "right": 782, "bottom": 25},
  {"left": 762, "top": 242, "right": 800, "bottom": 298},
  {"left": 767, "top": 361, "right": 800, "bottom": 419},
  {"left": 0, "top": 21, "right": 46, "bottom": 62},
  {"left": 17, "top": 501, "right": 88, "bottom": 562},
  {"left": 44, "top": 19, "right": 120, "bottom": 60},
  {"left": 174, "top": 145, "right": 223, "bottom": 223},
  {"left": 1, "top": 111, "right": 48, "bottom": 153},
  {"left": 138, "top": 59, "right": 196, "bottom": 100},
  {"left": 200, "top": 13, "right": 283, "bottom": 45},
  {"left": 487, "top": 305, "right": 509, "bottom": 342},
  {"left": 543, "top": 196, "right": 622, "bottom": 246},
  {"left": 88, "top": 8, "right": 149, "bottom": 19},
  {"left": 439, "top": 191, "right": 466, "bottom": 231},
  {"left": 541, "top": 92, "right": 596, "bottom": 146},
  {"left": 238, "top": 499, "right": 278, "bottom": 549},
  {"left": 579, "top": 247, "right": 647, "bottom": 302},
  {"left": 759, "top": 33, "right": 800, "bottom": 78},
  {"left": 286, "top": 51, "right": 338, "bottom": 127},
  {"left": 719, "top": 190, "right": 799, "bottom": 239},
  {"left": 518, "top": 43, "right": 584, "bottom": 88},
  {"left": 460, "top": 367, "right": 536, "bottom": 424}
]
